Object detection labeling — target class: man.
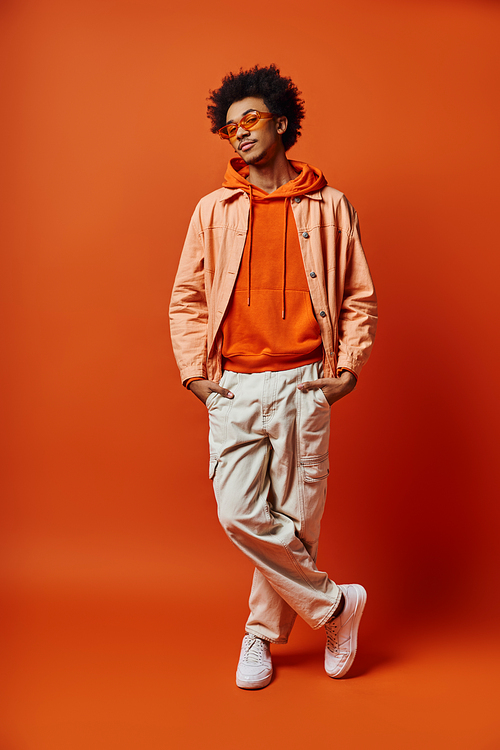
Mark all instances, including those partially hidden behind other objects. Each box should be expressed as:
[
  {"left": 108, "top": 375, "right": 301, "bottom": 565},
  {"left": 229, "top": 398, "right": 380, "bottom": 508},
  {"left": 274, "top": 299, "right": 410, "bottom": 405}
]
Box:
[{"left": 170, "top": 64, "right": 377, "bottom": 689}]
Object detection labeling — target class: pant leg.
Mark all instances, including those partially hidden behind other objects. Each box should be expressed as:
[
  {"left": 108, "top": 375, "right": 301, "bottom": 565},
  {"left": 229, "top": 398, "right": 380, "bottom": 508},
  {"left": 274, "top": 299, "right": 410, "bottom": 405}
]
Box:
[
  {"left": 246, "top": 569, "right": 297, "bottom": 644},
  {"left": 208, "top": 364, "right": 341, "bottom": 643}
]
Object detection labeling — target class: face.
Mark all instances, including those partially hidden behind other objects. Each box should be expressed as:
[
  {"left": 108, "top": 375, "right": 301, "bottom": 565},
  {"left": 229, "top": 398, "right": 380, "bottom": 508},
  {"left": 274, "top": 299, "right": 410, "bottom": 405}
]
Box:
[{"left": 225, "top": 96, "right": 287, "bottom": 166}]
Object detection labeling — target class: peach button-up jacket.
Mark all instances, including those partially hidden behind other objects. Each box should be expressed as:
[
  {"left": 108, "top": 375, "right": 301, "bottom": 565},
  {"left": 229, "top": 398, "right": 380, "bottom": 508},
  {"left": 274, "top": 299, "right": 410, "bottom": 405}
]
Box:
[{"left": 170, "top": 184, "right": 377, "bottom": 385}]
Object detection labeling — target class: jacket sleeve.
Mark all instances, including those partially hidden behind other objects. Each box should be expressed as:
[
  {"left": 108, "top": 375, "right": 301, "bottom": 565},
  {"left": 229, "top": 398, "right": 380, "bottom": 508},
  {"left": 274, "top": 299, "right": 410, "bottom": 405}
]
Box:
[
  {"left": 336, "top": 199, "right": 378, "bottom": 377},
  {"left": 169, "top": 204, "right": 209, "bottom": 385}
]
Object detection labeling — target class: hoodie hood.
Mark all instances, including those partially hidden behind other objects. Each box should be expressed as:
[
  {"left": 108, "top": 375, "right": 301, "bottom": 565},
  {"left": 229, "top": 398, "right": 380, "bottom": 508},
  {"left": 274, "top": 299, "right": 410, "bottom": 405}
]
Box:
[{"left": 222, "top": 157, "right": 327, "bottom": 198}]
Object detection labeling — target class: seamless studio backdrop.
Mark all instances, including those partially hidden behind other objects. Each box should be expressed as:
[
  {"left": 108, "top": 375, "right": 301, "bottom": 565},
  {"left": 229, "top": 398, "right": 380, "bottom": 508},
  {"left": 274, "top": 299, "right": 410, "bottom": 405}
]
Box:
[{"left": 1, "top": 0, "right": 499, "bottom": 748}]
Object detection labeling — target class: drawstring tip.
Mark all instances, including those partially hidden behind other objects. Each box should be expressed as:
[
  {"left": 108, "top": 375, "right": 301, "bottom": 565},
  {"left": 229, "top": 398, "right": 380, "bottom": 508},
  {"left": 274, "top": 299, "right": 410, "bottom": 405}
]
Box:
[
  {"left": 247, "top": 297, "right": 250, "bottom": 306},
  {"left": 282, "top": 310, "right": 285, "bottom": 319}
]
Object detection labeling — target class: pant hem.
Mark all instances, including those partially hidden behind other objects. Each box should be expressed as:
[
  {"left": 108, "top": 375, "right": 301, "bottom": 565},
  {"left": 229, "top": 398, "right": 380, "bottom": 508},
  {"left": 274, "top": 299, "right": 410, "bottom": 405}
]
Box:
[
  {"left": 312, "top": 587, "right": 343, "bottom": 630},
  {"left": 245, "top": 628, "right": 288, "bottom": 645}
]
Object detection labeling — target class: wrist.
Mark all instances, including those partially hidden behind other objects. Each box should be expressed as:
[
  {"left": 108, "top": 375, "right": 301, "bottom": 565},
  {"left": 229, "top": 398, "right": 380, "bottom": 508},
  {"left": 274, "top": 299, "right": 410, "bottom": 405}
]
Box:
[
  {"left": 338, "top": 370, "right": 356, "bottom": 391},
  {"left": 185, "top": 377, "right": 205, "bottom": 390}
]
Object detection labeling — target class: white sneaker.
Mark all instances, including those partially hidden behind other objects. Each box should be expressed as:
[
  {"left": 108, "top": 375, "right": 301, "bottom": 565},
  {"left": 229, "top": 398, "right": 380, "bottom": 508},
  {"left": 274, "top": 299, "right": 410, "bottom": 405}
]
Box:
[
  {"left": 236, "top": 634, "right": 273, "bottom": 690},
  {"left": 324, "top": 583, "right": 367, "bottom": 678}
]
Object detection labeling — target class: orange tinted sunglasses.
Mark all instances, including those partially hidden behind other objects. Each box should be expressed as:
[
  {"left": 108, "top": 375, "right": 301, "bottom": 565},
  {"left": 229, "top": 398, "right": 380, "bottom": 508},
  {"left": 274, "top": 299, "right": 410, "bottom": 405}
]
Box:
[{"left": 218, "top": 110, "right": 275, "bottom": 140}]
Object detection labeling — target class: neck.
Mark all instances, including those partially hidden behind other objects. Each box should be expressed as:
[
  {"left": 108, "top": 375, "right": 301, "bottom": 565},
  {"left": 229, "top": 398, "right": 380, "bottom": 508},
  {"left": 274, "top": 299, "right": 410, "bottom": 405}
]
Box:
[{"left": 247, "top": 149, "right": 298, "bottom": 194}]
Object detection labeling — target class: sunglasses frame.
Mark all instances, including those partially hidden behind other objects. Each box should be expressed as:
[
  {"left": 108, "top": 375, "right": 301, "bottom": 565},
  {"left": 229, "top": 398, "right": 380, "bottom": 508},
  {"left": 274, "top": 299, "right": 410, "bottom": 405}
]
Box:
[{"left": 218, "top": 110, "right": 275, "bottom": 140}]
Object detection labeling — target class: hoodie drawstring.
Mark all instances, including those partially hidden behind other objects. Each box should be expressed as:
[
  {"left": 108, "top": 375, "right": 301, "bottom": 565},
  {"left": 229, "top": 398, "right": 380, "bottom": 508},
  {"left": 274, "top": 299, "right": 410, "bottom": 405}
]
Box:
[
  {"left": 246, "top": 188, "right": 288, "bottom": 319},
  {"left": 247, "top": 185, "right": 253, "bottom": 307},
  {"left": 282, "top": 200, "right": 288, "bottom": 319}
]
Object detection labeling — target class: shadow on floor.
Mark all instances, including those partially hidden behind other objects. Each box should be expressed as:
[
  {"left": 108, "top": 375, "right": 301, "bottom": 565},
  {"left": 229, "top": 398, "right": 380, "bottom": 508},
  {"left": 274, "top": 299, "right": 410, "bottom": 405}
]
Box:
[{"left": 272, "top": 644, "right": 398, "bottom": 679}]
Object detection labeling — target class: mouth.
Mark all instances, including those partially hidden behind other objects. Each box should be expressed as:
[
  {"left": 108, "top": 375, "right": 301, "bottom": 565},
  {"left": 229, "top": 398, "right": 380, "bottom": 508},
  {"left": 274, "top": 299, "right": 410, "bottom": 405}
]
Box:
[{"left": 239, "top": 140, "right": 256, "bottom": 153}]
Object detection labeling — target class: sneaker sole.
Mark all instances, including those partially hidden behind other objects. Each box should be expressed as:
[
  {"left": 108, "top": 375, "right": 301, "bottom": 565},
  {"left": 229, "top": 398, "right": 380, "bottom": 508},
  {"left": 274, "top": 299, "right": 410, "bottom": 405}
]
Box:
[
  {"left": 236, "top": 670, "right": 273, "bottom": 690},
  {"left": 326, "top": 584, "right": 367, "bottom": 679}
]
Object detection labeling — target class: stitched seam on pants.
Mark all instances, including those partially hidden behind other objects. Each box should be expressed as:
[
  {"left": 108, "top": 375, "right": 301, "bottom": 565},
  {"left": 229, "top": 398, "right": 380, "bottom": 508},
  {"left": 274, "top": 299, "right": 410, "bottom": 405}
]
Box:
[
  {"left": 265, "top": 373, "right": 278, "bottom": 427},
  {"left": 295, "top": 367, "right": 306, "bottom": 538},
  {"left": 260, "top": 445, "right": 272, "bottom": 525},
  {"left": 215, "top": 376, "right": 236, "bottom": 457},
  {"left": 278, "top": 537, "right": 321, "bottom": 592},
  {"left": 261, "top": 372, "right": 278, "bottom": 430}
]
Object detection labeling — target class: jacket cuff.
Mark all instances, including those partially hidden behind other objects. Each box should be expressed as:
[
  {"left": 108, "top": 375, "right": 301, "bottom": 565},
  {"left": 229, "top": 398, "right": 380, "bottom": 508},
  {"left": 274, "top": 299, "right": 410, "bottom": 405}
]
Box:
[
  {"left": 179, "top": 365, "right": 207, "bottom": 386},
  {"left": 336, "top": 357, "right": 362, "bottom": 378}
]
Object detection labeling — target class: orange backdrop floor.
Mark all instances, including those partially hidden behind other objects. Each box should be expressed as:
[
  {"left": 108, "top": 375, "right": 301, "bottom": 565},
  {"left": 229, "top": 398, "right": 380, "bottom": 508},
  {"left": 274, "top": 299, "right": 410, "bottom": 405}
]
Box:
[{"left": 2, "top": 585, "right": 499, "bottom": 750}]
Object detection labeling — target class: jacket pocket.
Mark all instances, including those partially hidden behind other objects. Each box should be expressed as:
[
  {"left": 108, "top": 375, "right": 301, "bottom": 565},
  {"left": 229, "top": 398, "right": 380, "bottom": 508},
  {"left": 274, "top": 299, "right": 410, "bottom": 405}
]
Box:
[{"left": 300, "top": 452, "right": 329, "bottom": 483}]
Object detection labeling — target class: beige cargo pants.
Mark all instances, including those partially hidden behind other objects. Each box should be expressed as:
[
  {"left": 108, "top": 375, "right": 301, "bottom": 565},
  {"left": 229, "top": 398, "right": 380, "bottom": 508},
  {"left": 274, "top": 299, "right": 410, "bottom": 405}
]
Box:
[{"left": 207, "top": 362, "right": 342, "bottom": 644}]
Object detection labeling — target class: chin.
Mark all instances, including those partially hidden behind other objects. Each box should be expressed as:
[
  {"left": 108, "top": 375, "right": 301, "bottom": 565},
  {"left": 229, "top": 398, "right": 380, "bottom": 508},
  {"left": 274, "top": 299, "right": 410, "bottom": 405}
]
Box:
[{"left": 242, "top": 148, "right": 267, "bottom": 166}]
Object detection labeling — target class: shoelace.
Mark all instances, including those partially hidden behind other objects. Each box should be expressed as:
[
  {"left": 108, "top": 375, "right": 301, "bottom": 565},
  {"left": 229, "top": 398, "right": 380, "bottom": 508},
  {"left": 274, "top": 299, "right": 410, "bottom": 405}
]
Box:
[
  {"left": 243, "top": 635, "right": 264, "bottom": 665},
  {"left": 325, "top": 619, "right": 340, "bottom": 654},
  {"left": 326, "top": 611, "right": 355, "bottom": 654}
]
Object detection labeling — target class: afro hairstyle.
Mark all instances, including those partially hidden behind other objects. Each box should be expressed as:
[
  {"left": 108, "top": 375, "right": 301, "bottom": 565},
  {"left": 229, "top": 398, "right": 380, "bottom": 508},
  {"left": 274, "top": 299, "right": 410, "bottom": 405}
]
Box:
[{"left": 207, "top": 64, "right": 305, "bottom": 152}]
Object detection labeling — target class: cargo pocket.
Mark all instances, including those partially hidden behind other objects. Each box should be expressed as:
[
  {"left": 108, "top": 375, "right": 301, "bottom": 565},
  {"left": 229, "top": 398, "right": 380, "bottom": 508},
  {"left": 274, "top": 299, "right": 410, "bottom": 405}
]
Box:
[
  {"left": 300, "top": 452, "right": 329, "bottom": 483},
  {"left": 209, "top": 454, "right": 218, "bottom": 479}
]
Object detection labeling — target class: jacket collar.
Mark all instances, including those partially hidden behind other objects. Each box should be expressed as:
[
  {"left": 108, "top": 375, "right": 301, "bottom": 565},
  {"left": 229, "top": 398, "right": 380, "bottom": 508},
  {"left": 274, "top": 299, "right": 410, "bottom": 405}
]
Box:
[{"left": 219, "top": 187, "right": 323, "bottom": 202}]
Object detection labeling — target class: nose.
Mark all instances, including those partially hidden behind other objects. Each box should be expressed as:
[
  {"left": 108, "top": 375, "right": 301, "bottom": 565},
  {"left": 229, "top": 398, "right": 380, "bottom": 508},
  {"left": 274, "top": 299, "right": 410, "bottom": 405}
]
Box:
[{"left": 235, "top": 123, "right": 251, "bottom": 140}]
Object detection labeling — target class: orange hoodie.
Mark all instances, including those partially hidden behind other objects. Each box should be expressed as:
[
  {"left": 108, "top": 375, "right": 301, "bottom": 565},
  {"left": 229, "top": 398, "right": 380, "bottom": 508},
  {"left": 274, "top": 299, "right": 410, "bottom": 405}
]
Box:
[{"left": 220, "top": 158, "right": 327, "bottom": 373}]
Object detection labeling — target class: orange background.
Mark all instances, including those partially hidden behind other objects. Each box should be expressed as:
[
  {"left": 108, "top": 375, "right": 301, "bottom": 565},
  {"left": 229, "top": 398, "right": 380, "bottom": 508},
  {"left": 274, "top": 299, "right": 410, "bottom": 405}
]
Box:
[{"left": 1, "top": 0, "right": 499, "bottom": 748}]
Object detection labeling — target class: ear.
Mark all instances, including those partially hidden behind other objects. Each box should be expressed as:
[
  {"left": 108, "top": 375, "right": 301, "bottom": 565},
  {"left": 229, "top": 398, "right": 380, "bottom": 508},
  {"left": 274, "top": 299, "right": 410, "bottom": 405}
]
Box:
[{"left": 275, "top": 115, "right": 288, "bottom": 135}]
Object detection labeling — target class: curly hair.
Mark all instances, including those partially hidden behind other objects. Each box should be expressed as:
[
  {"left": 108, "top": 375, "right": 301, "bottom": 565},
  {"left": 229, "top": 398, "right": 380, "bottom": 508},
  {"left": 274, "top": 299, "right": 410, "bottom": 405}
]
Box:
[{"left": 207, "top": 64, "right": 305, "bottom": 152}]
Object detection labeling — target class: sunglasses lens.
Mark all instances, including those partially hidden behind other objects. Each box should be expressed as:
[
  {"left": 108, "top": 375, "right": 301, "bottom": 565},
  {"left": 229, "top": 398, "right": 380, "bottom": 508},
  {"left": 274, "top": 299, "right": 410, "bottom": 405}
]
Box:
[
  {"left": 219, "top": 123, "right": 237, "bottom": 139},
  {"left": 241, "top": 112, "right": 260, "bottom": 129}
]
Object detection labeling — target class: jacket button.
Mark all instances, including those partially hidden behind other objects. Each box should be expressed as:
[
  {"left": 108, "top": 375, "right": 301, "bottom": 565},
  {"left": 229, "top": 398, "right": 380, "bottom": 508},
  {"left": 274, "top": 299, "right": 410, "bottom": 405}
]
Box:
[
  {"left": 302, "top": 232, "right": 309, "bottom": 239},
  {"left": 310, "top": 271, "right": 317, "bottom": 278},
  {"left": 319, "top": 310, "right": 327, "bottom": 318},
  {"left": 294, "top": 197, "right": 302, "bottom": 203}
]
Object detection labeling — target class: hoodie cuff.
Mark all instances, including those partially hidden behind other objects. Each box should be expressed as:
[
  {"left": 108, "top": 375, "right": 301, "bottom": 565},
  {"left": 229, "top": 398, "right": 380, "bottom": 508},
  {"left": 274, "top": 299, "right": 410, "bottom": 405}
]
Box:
[
  {"left": 184, "top": 377, "right": 205, "bottom": 390},
  {"left": 336, "top": 367, "right": 358, "bottom": 381}
]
